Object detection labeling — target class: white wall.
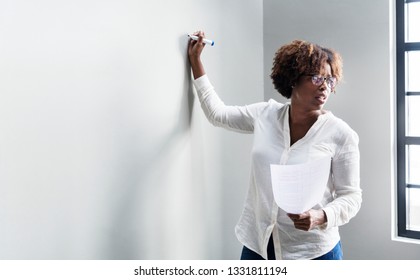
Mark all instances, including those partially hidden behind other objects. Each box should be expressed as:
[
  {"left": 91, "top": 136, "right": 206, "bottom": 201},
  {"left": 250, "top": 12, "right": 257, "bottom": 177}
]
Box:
[
  {"left": 4, "top": 0, "right": 415, "bottom": 261},
  {"left": 0, "top": 0, "right": 263, "bottom": 259},
  {"left": 263, "top": 0, "right": 420, "bottom": 259}
]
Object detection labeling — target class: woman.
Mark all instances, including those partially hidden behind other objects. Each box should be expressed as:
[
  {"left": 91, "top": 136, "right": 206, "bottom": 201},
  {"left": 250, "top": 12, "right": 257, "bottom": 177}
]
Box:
[{"left": 188, "top": 31, "right": 362, "bottom": 260}]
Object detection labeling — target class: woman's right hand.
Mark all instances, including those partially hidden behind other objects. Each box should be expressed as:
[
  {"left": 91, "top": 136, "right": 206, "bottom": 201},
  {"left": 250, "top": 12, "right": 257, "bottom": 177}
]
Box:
[
  {"left": 188, "top": 31, "right": 205, "bottom": 61},
  {"left": 188, "top": 30, "right": 206, "bottom": 79}
]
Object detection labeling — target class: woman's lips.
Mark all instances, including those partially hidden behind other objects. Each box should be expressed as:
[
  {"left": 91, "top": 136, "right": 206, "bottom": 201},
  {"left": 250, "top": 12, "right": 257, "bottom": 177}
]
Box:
[{"left": 315, "top": 94, "right": 327, "bottom": 104}]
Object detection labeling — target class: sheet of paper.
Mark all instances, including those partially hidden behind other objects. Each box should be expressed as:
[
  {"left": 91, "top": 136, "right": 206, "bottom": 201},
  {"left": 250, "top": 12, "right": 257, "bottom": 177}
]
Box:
[{"left": 270, "top": 157, "right": 331, "bottom": 214}]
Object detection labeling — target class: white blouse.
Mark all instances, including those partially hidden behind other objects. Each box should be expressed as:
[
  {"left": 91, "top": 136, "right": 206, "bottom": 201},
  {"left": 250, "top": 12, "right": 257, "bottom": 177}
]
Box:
[{"left": 193, "top": 75, "right": 362, "bottom": 260}]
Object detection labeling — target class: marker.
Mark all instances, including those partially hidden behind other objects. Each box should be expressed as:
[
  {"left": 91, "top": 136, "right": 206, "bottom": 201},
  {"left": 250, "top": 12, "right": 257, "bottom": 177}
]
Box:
[{"left": 188, "top": 34, "right": 215, "bottom": 46}]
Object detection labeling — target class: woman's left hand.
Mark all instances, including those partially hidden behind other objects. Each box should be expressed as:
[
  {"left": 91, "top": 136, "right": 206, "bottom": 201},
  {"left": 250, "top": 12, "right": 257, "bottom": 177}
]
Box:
[{"left": 287, "top": 209, "right": 327, "bottom": 231}]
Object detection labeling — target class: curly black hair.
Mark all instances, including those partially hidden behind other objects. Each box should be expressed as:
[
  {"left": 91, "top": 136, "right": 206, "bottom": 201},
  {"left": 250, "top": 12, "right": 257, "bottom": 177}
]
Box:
[{"left": 270, "top": 40, "right": 343, "bottom": 98}]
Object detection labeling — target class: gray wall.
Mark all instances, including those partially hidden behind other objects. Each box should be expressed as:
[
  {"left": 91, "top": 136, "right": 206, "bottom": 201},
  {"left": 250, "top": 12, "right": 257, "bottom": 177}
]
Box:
[
  {"left": 2, "top": 0, "right": 418, "bottom": 260},
  {"left": 263, "top": 0, "right": 420, "bottom": 259},
  {"left": 0, "top": 0, "right": 263, "bottom": 259}
]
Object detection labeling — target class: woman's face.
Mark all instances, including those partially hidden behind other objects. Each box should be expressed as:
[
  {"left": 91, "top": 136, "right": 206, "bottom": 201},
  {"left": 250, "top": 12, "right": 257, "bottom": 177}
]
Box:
[{"left": 292, "top": 62, "right": 333, "bottom": 110}]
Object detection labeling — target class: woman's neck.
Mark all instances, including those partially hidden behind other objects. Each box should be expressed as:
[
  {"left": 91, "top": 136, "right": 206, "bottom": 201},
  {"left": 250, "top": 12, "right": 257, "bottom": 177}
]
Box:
[
  {"left": 289, "top": 104, "right": 324, "bottom": 125},
  {"left": 288, "top": 104, "right": 325, "bottom": 145}
]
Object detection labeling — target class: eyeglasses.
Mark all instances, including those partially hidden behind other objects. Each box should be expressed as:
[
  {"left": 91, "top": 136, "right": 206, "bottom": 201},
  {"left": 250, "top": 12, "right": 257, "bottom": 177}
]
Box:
[{"left": 305, "top": 75, "right": 337, "bottom": 89}]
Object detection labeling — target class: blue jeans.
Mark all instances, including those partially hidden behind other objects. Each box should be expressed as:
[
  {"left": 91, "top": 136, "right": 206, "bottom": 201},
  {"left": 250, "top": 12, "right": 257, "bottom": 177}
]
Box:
[
  {"left": 240, "top": 235, "right": 276, "bottom": 260},
  {"left": 312, "top": 241, "right": 343, "bottom": 260},
  {"left": 240, "top": 237, "right": 343, "bottom": 260}
]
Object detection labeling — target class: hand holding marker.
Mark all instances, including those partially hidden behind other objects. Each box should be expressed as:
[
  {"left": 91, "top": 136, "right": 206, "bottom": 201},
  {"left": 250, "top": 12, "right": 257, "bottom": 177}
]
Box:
[{"left": 188, "top": 34, "right": 215, "bottom": 46}]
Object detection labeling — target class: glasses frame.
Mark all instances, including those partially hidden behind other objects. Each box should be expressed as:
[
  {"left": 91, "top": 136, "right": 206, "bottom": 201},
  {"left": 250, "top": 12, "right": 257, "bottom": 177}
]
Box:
[{"left": 304, "top": 74, "right": 337, "bottom": 90}]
